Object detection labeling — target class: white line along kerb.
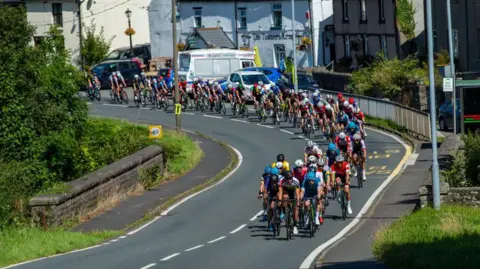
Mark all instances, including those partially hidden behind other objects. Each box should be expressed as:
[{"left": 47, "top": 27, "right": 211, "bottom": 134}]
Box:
[
  {"left": 298, "top": 127, "right": 411, "bottom": 269},
  {"left": 185, "top": 245, "right": 204, "bottom": 252},
  {"left": 230, "top": 224, "right": 247, "bottom": 234},
  {"left": 207, "top": 236, "right": 226, "bottom": 244}
]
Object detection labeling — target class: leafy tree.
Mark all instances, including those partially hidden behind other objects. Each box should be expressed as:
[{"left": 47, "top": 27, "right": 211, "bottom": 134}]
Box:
[
  {"left": 79, "top": 21, "right": 114, "bottom": 70},
  {"left": 396, "top": 0, "right": 416, "bottom": 41}
]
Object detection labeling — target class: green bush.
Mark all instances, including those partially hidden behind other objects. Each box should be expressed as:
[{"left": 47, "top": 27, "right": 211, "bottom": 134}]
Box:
[
  {"left": 462, "top": 133, "right": 480, "bottom": 185},
  {"left": 396, "top": 0, "right": 416, "bottom": 41}
]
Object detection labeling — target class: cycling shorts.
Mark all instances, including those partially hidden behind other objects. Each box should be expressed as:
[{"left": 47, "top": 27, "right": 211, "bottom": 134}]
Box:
[{"left": 336, "top": 173, "right": 347, "bottom": 184}]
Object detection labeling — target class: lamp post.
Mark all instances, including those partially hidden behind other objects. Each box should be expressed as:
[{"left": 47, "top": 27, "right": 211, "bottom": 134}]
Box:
[
  {"left": 291, "top": 0, "right": 298, "bottom": 93},
  {"left": 125, "top": 8, "right": 133, "bottom": 56}
]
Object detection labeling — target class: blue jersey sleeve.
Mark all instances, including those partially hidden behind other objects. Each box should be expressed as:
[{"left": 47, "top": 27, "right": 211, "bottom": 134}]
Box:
[{"left": 301, "top": 178, "right": 306, "bottom": 189}]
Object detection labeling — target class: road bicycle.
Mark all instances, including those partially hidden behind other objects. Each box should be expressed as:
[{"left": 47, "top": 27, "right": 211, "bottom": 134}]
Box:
[
  {"left": 337, "top": 182, "right": 348, "bottom": 220},
  {"left": 303, "top": 198, "right": 318, "bottom": 238},
  {"left": 87, "top": 83, "right": 101, "bottom": 101},
  {"left": 283, "top": 199, "right": 298, "bottom": 241},
  {"left": 268, "top": 198, "right": 281, "bottom": 238}
]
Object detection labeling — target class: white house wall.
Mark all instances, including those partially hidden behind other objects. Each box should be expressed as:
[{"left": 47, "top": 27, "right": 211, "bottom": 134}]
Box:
[{"left": 310, "top": 0, "right": 333, "bottom": 66}]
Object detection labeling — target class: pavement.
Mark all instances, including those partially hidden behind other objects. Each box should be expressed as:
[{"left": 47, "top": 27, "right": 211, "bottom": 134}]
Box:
[
  {"left": 315, "top": 141, "right": 436, "bottom": 269},
  {"left": 7, "top": 90, "right": 408, "bottom": 269},
  {"left": 73, "top": 133, "right": 231, "bottom": 232}
]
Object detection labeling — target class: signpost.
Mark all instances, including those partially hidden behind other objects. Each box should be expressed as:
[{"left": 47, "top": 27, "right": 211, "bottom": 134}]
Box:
[
  {"left": 443, "top": 77, "right": 454, "bottom": 92},
  {"left": 175, "top": 104, "right": 182, "bottom": 115}
]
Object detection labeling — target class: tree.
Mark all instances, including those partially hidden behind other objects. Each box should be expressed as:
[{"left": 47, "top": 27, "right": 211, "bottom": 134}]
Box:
[{"left": 79, "top": 21, "right": 114, "bottom": 70}]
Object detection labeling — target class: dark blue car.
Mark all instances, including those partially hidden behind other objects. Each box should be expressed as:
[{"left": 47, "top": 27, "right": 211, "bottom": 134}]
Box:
[
  {"left": 238, "top": 67, "right": 288, "bottom": 83},
  {"left": 438, "top": 99, "right": 461, "bottom": 132}
]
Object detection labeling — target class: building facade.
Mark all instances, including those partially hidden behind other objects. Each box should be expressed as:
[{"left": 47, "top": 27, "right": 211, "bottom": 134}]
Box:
[
  {"left": 149, "top": 0, "right": 334, "bottom": 68},
  {"left": 332, "top": 0, "right": 399, "bottom": 65}
]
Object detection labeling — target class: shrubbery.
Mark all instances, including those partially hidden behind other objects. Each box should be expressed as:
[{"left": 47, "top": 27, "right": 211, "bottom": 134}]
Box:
[{"left": 443, "top": 134, "right": 480, "bottom": 187}]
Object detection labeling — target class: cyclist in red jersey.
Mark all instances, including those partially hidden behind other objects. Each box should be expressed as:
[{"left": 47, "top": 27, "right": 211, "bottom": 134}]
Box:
[
  {"left": 335, "top": 132, "right": 352, "bottom": 160},
  {"left": 331, "top": 155, "right": 352, "bottom": 214},
  {"left": 293, "top": 159, "right": 308, "bottom": 185}
]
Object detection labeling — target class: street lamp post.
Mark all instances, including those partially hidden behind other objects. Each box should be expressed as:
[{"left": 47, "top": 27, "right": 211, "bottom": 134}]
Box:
[
  {"left": 291, "top": 0, "right": 298, "bottom": 93},
  {"left": 125, "top": 8, "right": 133, "bottom": 56}
]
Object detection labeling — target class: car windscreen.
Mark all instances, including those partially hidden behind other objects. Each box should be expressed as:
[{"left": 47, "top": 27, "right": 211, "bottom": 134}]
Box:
[
  {"left": 105, "top": 50, "right": 123, "bottom": 60},
  {"left": 242, "top": 74, "right": 270, "bottom": 85},
  {"left": 298, "top": 74, "right": 315, "bottom": 85}
]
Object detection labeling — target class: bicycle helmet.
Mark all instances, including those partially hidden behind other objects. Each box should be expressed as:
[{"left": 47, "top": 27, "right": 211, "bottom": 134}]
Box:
[
  {"left": 338, "top": 111, "right": 345, "bottom": 117},
  {"left": 116, "top": 71, "right": 122, "bottom": 76},
  {"left": 134, "top": 74, "right": 139, "bottom": 79},
  {"left": 271, "top": 167, "right": 279, "bottom": 175},
  {"left": 208, "top": 80, "right": 213, "bottom": 85},
  {"left": 227, "top": 83, "right": 233, "bottom": 89},
  {"left": 328, "top": 143, "right": 336, "bottom": 151},
  {"left": 306, "top": 140, "right": 314, "bottom": 148},
  {"left": 270, "top": 173, "right": 279, "bottom": 181},
  {"left": 294, "top": 159, "right": 304, "bottom": 168},
  {"left": 258, "top": 81, "right": 264, "bottom": 86},
  {"left": 276, "top": 162, "right": 283, "bottom": 169},
  {"left": 326, "top": 104, "right": 332, "bottom": 111},
  {"left": 339, "top": 132, "right": 346, "bottom": 139},
  {"left": 271, "top": 82, "right": 276, "bottom": 87},
  {"left": 353, "top": 133, "right": 361, "bottom": 140},
  {"left": 306, "top": 172, "right": 316, "bottom": 180},
  {"left": 348, "top": 121, "right": 356, "bottom": 129},
  {"left": 198, "top": 76, "right": 203, "bottom": 81},
  {"left": 317, "top": 102, "right": 323, "bottom": 108},
  {"left": 159, "top": 76, "right": 164, "bottom": 80},
  {"left": 285, "top": 170, "right": 293, "bottom": 179},
  {"left": 277, "top": 154, "right": 285, "bottom": 162},
  {"left": 264, "top": 165, "right": 272, "bottom": 174},
  {"left": 327, "top": 94, "right": 332, "bottom": 99},
  {"left": 318, "top": 158, "right": 325, "bottom": 166},
  {"left": 313, "top": 92, "right": 319, "bottom": 97},
  {"left": 308, "top": 155, "right": 317, "bottom": 163},
  {"left": 194, "top": 77, "right": 198, "bottom": 82},
  {"left": 141, "top": 72, "right": 146, "bottom": 77},
  {"left": 308, "top": 164, "right": 317, "bottom": 173},
  {"left": 214, "top": 81, "right": 219, "bottom": 86},
  {"left": 335, "top": 155, "right": 345, "bottom": 162},
  {"left": 343, "top": 100, "right": 349, "bottom": 107},
  {"left": 111, "top": 72, "right": 116, "bottom": 76},
  {"left": 337, "top": 93, "right": 343, "bottom": 98},
  {"left": 349, "top": 97, "right": 355, "bottom": 104}
]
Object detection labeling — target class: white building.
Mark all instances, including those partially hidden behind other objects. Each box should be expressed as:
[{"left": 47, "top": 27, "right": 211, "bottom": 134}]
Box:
[
  {"left": 9, "top": 0, "right": 151, "bottom": 66},
  {"left": 149, "top": 0, "right": 333, "bottom": 68}
]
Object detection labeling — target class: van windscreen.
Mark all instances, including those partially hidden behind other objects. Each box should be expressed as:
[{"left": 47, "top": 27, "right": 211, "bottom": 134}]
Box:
[{"left": 179, "top": 54, "right": 190, "bottom": 72}]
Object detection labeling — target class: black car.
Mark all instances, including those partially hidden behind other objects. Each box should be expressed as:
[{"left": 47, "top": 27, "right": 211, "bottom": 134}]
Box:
[
  {"left": 283, "top": 72, "right": 320, "bottom": 92},
  {"left": 104, "top": 43, "right": 151, "bottom": 67},
  {"left": 91, "top": 60, "right": 142, "bottom": 89}
]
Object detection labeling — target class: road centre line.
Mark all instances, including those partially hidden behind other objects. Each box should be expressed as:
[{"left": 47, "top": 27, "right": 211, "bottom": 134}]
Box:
[
  {"left": 280, "top": 129, "right": 294, "bottom": 135},
  {"left": 231, "top": 119, "right": 250, "bottom": 123},
  {"left": 257, "top": 123, "right": 275, "bottom": 129},
  {"left": 139, "top": 263, "right": 157, "bottom": 269},
  {"left": 102, "top": 103, "right": 128, "bottom": 108},
  {"left": 183, "top": 112, "right": 195, "bottom": 115},
  {"left": 203, "top": 114, "right": 222, "bottom": 119},
  {"left": 185, "top": 245, "right": 204, "bottom": 252},
  {"left": 160, "top": 253, "right": 181, "bottom": 261},
  {"left": 250, "top": 210, "right": 264, "bottom": 221},
  {"left": 230, "top": 224, "right": 247, "bottom": 234},
  {"left": 207, "top": 236, "right": 226, "bottom": 244}
]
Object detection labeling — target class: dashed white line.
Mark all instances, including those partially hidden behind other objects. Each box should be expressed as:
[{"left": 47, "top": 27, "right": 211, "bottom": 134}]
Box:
[
  {"left": 231, "top": 119, "right": 249, "bottom": 123},
  {"left": 280, "top": 129, "right": 294, "bottom": 135},
  {"left": 250, "top": 210, "right": 264, "bottom": 221},
  {"left": 185, "top": 244, "right": 204, "bottom": 252},
  {"left": 203, "top": 114, "right": 223, "bottom": 119},
  {"left": 140, "top": 107, "right": 151, "bottom": 110},
  {"left": 103, "top": 103, "right": 129, "bottom": 108},
  {"left": 207, "top": 236, "right": 226, "bottom": 244},
  {"left": 183, "top": 112, "right": 195, "bottom": 115},
  {"left": 257, "top": 123, "right": 275, "bottom": 129},
  {"left": 140, "top": 263, "right": 157, "bottom": 269},
  {"left": 230, "top": 224, "right": 247, "bottom": 234},
  {"left": 160, "top": 253, "right": 181, "bottom": 261},
  {"left": 109, "top": 239, "right": 119, "bottom": 243}
]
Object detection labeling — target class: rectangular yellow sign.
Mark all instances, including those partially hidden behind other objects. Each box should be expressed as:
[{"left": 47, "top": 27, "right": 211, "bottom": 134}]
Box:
[{"left": 149, "top": 125, "right": 163, "bottom": 139}]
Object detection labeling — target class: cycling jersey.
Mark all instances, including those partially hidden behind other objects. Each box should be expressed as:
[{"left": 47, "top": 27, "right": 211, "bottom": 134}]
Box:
[
  {"left": 271, "top": 86, "right": 281, "bottom": 95},
  {"left": 304, "top": 146, "right": 322, "bottom": 159},
  {"left": 326, "top": 149, "right": 340, "bottom": 167},
  {"left": 280, "top": 178, "right": 300, "bottom": 199},
  {"left": 271, "top": 161, "right": 290, "bottom": 172},
  {"left": 301, "top": 177, "right": 321, "bottom": 198},
  {"left": 336, "top": 136, "right": 351, "bottom": 151},
  {"left": 266, "top": 176, "right": 280, "bottom": 196},
  {"left": 338, "top": 114, "right": 349, "bottom": 123},
  {"left": 293, "top": 167, "right": 308, "bottom": 185},
  {"left": 352, "top": 140, "right": 366, "bottom": 154},
  {"left": 331, "top": 162, "right": 349, "bottom": 176}
]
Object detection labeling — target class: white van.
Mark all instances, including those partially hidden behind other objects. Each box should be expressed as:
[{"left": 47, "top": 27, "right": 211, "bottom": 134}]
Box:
[{"left": 177, "top": 49, "right": 256, "bottom": 89}]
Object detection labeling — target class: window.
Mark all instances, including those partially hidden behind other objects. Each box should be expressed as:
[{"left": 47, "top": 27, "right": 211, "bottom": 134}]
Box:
[
  {"left": 378, "top": 0, "right": 385, "bottom": 23},
  {"left": 381, "top": 36, "right": 388, "bottom": 58},
  {"left": 345, "top": 36, "right": 351, "bottom": 57},
  {"left": 179, "top": 54, "right": 191, "bottom": 72},
  {"left": 242, "top": 61, "right": 254, "bottom": 68},
  {"left": 33, "top": 36, "right": 44, "bottom": 47},
  {"left": 119, "top": 62, "right": 131, "bottom": 70},
  {"left": 477, "top": 29, "right": 480, "bottom": 59},
  {"left": 239, "top": 9, "right": 247, "bottom": 29},
  {"left": 342, "top": 0, "right": 349, "bottom": 22},
  {"left": 272, "top": 4, "right": 282, "bottom": 28},
  {"left": 274, "top": 44, "right": 285, "bottom": 67},
  {"left": 193, "top": 8, "right": 202, "bottom": 28},
  {"left": 363, "top": 35, "right": 369, "bottom": 55},
  {"left": 360, "top": 0, "right": 367, "bottom": 22},
  {"left": 453, "top": 29, "right": 459, "bottom": 58},
  {"left": 242, "top": 74, "right": 270, "bottom": 85},
  {"left": 52, "top": 3, "right": 63, "bottom": 27},
  {"left": 230, "top": 73, "right": 241, "bottom": 83}
]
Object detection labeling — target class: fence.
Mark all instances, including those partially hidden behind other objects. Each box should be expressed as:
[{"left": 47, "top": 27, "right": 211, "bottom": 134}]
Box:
[{"left": 318, "top": 89, "right": 431, "bottom": 140}]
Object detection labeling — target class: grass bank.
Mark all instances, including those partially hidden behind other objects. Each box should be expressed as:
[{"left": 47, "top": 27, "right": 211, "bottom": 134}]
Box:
[
  {"left": 373, "top": 206, "right": 480, "bottom": 269},
  {"left": 0, "top": 227, "right": 121, "bottom": 267}
]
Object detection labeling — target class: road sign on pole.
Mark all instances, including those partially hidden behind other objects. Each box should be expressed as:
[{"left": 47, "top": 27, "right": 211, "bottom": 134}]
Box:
[
  {"left": 443, "top": 78, "right": 454, "bottom": 92},
  {"left": 175, "top": 104, "right": 182, "bottom": 115},
  {"left": 148, "top": 125, "right": 163, "bottom": 139}
]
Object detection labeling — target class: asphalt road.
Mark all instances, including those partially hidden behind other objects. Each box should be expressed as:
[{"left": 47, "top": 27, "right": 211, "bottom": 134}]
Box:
[{"left": 9, "top": 93, "right": 407, "bottom": 269}]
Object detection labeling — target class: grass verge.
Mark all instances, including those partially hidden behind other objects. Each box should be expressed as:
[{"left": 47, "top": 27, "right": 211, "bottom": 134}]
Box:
[
  {"left": 372, "top": 206, "right": 480, "bottom": 269},
  {"left": 0, "top": 227, "right": 121, "bottom": 267}
]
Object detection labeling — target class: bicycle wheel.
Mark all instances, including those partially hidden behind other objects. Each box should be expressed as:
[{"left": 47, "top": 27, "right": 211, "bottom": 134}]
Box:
[
  {"left": 357, "top": 166, "right": 363, "bottom": 188},
  {"left": 116, "top": 92, "right": 122, "bottom": 104},
  {"left": 162, "top": 98, "right": 169, "bottom": 111},
  {"left": 340, "top": 191, "right": 347, "bottom": 220},
  {"left": 134, "top": 92, "right": 141, "bottom": 108},
  {"left": 308, "top": 205, "right": 314, "bottom": 238},
  {"left": 94, "top": 88, "right": 101, "bottom": 101},
  {"left": 221, "top": 101, "right": 227, "bottom": 115},
  {"left": 243, "top": 104, "right": 249, "bottom": 118},
  {"left": 298, "top": 205, "right": 304, "bottom": 228},
  {"left": 272, "top": 206, "right": 277, "bottom": 238},
  {"left": 121, "top": 90, "right": 129, "bottom": 104},
  {"left": 88, "top": 88, "right": 95, "bottom": 101},
  {"left": 286, "top": 205, "right": 292, "bottom": 241}
]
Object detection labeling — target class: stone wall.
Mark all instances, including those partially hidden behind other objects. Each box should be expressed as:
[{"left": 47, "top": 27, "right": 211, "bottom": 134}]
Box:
[
  {"left": 446, "top": 187, "right": 480, "bottom": 207},
  {"left": 310, "top": 68, "right": 351, "bottom": 92},
  {"left": 29, "top": 145, "right": 165, "bottom": 227}
]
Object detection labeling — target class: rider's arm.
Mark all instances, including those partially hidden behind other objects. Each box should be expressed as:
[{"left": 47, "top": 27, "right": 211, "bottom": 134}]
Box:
[{"left": 259, "top": 177, "right": 265, "bottom": 194}]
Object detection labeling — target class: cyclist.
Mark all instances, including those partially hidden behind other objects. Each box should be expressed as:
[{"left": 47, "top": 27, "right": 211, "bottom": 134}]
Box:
[
  {"left": 346, "top": 121, "right": 361, "bottom": 140},
  {"left": 337, "top": 110, "right": 349, "bottom": 130},
  {"left": 87, "top": 69, "right": 100, "bottom": 92},
  {"left": 354, "top": 107, "right": 367, "bottom": 137},
  {"left": 301, "top": 171, "right": 323, "bottom": 226},
  {"left": 293, "top": 159, "right": 308, "bottom": 186},
  {"left": 132, "top": 74, "right": 142, "bottom": 101},
  {"left": 265, "top": 170, "right": 281, "bottom": 231},
  {"left": 272, "top": 154, "right": 290, "bottom": 175},
  {"left": 306, "top": 155, "right": 318, "bottom": 168},
  {"left": 235, "top": 84, "right": 247, "bottom": 112},
  {"left": 351, "top": 133, "right": 367, "bottom": 181},
  {"left": 326, "top": 143, "right": 341, "bottom": 167},
  {"left": 304, "top": 140, "right": 322, "bottom": 163},
  {"left": 317, "top": 157, "right": 331, "bottom": 206},
  {"left": 278, "top": 170, "right": 301, "bottom": 235},
  {"left": 335, "top": 132, "right": 352, "bottom": 160},
  {"left": 258, "top": 165, "right": 273, "bottom": 221},
  {"left": 331, "top": 155, "right": 352, "bottom": 214}
]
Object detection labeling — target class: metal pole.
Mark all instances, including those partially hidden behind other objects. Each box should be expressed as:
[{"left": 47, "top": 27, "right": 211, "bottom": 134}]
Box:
[
  {"left": 128, "top": 18, "right": 133, "bottom": 56},
  {"left": 426, "top": 0, "right": 441, "bottom": 209},
  {"left": 446, "top": 0, "right": 456, "bottom": 134},
  {"left": 172, "top": 0, "right": 181, "bottom": 132},
  {"left": 77, "top": 0, "right": 84, "bottom": 70},
  {"left": 291, "top": 0, "right": 298, "bottom": 93}
]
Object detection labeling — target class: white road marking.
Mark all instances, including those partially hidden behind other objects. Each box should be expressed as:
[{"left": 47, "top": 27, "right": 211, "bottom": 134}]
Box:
[
  {"left": 230, "top": 224, "right": 247, "bottom": 234},
  {"left": 249, "top": 210, "right": 264, "bottom": 221},
  {"left": 298, "top": 135, "right": 305, "bottom": 139},
  {"left": 109, "top": 239, "right": 119, "bottom": 243},
  {"left": 86, "top": 102, "right": 93, "bottom": 105},
  {"left": 102, "top": 242, "right": 110, "bottom": 245},
  {"left": 231, "top": 119, "right": 249, "bottom": 123},
  {"left": 203, "top": 114, "right": 222, "bottom": 119},
  {"left": 280, "top": 129, "right": 294, "bottom": 135},
  {"left": 127, "top": 216, "right": 161, "bottom": 235},
  {"left": 103, "top": 103, "right": 128, "bottom": 108},
  {"left": 160, "top": 253, "right": 181, "bottom": 261},
  {"left": 406, "top": 153, "right": 419, "bottom": 166},
  {"left": 119, "top": 236, "right": 127, "bottom": 239},
  {"left": 207, "top": 236, "right": 226, "bottom": 244},
  {"left": 299, "top": 127, "right": 412, "bottom": 269},
  {"left": 140, "top": 263, "right": 157, "bottom": 269},
  {"left": 160, "top": 146, "right": 243, "bottom": 216},
  {"left": 140, "top": 107, "right": 151, "bottom": 110},
  {"left": 184, "top": 112, "right": 195, "bottom": 115},
  {"left": 185, "top": 244, "right": 204, "bottom": 252},
  {"left": 182, "top": 129, "right": 196, "bottom": 135},
  {"left": 257, "top": 124, "right": 275, "bottom": 129}
]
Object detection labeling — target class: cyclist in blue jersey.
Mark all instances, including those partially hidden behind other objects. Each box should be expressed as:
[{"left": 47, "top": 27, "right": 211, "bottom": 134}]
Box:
[
  {"left": 326, "top": 143, "right": 340, "bottom": 167},
  {"left": 346, "top": 121, "right": 360, "bottom": 139},
  {"left": 301, "top": 172, "right": 323, "bottom": 226},
  {"left": 258, "top": 165, "right": 272, "bottom": 221},
  {"left": 337, "top": 110, "right": 349, "bottom": 129}
]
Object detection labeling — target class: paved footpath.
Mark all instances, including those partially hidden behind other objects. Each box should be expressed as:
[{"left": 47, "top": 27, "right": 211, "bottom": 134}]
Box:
[
  {"left": 316, "top": 141, "right": 436, "bottom": 268},
  {"left": 74, "top": 132, "right": 231, "bottom": 232}
]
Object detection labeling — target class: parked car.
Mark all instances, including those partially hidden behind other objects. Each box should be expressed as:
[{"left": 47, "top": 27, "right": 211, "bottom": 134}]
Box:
[
  {"left": 226, "top": 71, "right": 272, "bottom": 101},
  {"left": 284, "top": 72, "right": 320, "bottom": 92},
  {"left": 237, "top": 67, "right": 289, "bottom": 84},
  {"left": 91, "top": 60, "right": 142, "bottom": 89},
  {"left": 438, "top": 99, "right": 461, "bottom": 132},
  {"left": 104, "top": 43, "right": 151, "bottom": 67}
]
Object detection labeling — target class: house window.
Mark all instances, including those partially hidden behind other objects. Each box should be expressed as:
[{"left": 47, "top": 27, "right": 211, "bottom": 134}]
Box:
[
  {"left": 363, "top": 35, "right": 369, "bottom": 55},
  {"left": 453, "top": 29, "right": 459, "bottom": 58},
  {"left": 52, "top": 3, "right": 63, "bottom": 27},
  {"left": 477, "top": 29, "right": 480, "bottom": 59},
  {"left": 381, "top": 36, "right": 387, "bottom": 58},
  {"left": 379, "top": 0, "right": 385, "bottom": 23},
  {"left": 193, "top": 8, "right": 202, "bottom": 28},
  {"left": 342, "top": 0, "right": 349, "bottom": 22},
  {"left": 239, "top": 8, "right": 247, "bottom": 29},
  {"left": 345, "top": 36, "right": 351, "bottom": 57},
  {"left": 274, "top": 44, "right": 285, "bottom": 67},
  {"left": 272, "top": 4, "right": 282, "bottom": 28},
  {"left": 360, "top": 0, "right": 367, "bottom": 22}
]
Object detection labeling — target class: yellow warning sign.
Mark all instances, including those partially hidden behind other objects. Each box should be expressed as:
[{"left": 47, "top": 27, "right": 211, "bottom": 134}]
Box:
[
  {"left": 149, "top": 125, "right": 163, "bottom": 139},
  {"left": 175, "top": 104, "right": 182, "bottom": 115}
]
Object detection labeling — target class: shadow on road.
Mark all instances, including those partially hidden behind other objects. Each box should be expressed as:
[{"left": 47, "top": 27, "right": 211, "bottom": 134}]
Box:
[{"left": 319, "top": 259, "right": 386, "bottom": 269}]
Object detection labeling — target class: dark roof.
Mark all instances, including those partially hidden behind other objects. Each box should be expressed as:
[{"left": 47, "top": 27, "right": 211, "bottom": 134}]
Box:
[{"left": 193, "top": 27, "right": 236, "bottom": 49}]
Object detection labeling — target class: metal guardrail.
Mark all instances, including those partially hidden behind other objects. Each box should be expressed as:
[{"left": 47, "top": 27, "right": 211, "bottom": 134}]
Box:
[{"left": 319, "top": 89, "right": 432, "bottom": 140}]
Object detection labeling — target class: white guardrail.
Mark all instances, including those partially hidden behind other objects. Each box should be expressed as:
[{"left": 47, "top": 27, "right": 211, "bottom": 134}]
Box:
[{"left": 318, "top": 89, "right": 431, "bottom": 140}]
